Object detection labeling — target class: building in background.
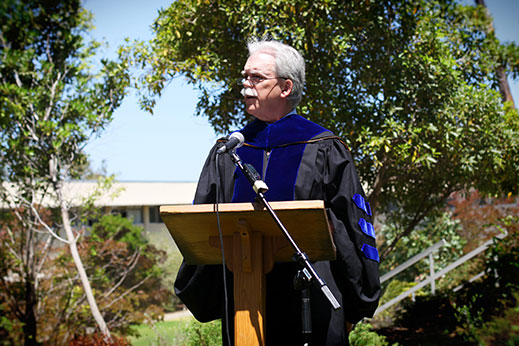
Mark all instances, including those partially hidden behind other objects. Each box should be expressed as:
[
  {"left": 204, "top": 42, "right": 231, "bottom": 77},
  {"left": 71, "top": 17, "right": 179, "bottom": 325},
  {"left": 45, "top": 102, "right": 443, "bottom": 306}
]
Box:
[
  {"left": 2, "top": 181, "right": 197, "bottom": 234},
  {"left": 69, "top": 181, "right": 198, "bottom": 233}
]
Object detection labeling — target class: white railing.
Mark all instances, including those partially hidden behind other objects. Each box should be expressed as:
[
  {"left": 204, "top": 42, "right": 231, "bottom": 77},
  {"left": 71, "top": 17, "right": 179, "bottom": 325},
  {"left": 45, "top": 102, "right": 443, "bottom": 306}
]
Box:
[
  {"left": 380, "top": 239, "right": 446, "bottom": 284},
  {"left": 375, "top": 232, "right": 507, "bottom": 315}
]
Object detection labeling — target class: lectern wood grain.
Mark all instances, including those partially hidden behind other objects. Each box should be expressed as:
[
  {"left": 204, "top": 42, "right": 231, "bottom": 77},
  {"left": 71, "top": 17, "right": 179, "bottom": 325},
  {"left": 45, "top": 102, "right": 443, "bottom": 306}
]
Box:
[
  {"left": 160, "top": 200, "right": 336, "bottom": 265},
  {"left": 233, "top": 231, "right": 265, "bottom": 345}
]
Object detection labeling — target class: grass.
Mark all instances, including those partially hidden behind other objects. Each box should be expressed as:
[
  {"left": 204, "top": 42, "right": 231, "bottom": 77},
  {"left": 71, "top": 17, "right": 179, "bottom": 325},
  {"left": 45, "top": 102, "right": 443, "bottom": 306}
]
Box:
[{"left": 128, "top": 319, "right": 192, "bottom": 346}]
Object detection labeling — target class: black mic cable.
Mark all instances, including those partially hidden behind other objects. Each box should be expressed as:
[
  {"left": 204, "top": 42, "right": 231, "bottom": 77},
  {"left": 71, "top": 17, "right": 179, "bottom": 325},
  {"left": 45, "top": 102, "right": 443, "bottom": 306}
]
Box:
[{"left": 214, "top": 152, "right": 232, "bottom": 346}]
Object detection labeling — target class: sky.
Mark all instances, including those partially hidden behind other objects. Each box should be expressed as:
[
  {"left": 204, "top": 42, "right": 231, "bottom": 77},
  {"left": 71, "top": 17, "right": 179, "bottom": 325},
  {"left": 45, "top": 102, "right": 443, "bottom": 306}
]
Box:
[{"left": 82, "top": 0, "right": 519, "bottom": 182}]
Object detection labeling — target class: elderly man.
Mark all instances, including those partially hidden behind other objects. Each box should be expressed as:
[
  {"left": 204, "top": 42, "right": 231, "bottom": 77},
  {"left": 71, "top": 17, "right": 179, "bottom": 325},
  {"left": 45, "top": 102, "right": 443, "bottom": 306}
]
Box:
[{"left": 174, "top": 39, "right": 380, "bottom": 345}]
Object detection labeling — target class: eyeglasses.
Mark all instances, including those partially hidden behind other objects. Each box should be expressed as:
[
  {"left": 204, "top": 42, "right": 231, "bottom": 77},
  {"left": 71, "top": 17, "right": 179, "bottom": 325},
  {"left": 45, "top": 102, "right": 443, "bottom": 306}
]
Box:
[{"left": 237, "top": 75, "right": 286, "bottom": 86}]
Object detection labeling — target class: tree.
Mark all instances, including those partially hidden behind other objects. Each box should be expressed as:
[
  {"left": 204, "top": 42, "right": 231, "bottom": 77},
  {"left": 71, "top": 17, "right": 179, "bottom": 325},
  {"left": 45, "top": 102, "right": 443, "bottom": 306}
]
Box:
[
  {"left": 0, "top": 211, "right": 172, "bottom": 344},
  {"left": 448, "top": 190, "right": 519, "bottom": 251},
  {"left": 125, "top": 0, "right": 519, "bottom": 259},
  {"left": 0, "top": 0, "right": 129, "bottom": 343}
]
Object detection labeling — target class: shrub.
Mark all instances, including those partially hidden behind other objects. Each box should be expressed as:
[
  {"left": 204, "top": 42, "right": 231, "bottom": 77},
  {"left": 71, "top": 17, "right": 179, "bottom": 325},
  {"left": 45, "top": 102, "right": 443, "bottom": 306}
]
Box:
[
  {"left": 372, "top": 279, "right": 420, "bottom": 328},
  {"left": 478, "top": 292, "right": 519, "bottom": 345},
  {"left": 184, "top": 319, "right": 222, "bottom": 346},
  {"left": 69, "top": 333, "right": 130, "bottom": 346},
  {"left": 349, "top": 322, "right": 394, "bottom": 346}
]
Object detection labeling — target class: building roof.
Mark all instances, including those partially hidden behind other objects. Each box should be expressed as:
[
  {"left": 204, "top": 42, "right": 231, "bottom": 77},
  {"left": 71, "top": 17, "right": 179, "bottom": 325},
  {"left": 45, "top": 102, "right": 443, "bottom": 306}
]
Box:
[
  {"left": 2, "top": 181, "right": 198, "bottom": 208},
  {"left": 67, "top": 181, "right": 198, "bottom": 207}
]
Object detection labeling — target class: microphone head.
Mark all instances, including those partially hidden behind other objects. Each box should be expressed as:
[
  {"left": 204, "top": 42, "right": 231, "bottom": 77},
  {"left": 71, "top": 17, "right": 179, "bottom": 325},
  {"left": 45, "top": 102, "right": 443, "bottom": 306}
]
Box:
[
  {"left": 229, "top": 131, "right": 245, "bottom": 149},
  {"left": 216, "top": 131, "right": 245, "bottom": 155}
]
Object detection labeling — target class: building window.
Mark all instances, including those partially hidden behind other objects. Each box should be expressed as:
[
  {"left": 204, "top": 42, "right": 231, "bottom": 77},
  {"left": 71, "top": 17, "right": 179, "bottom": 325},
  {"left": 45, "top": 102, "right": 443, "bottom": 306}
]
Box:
[
  {"left": 111, "top": 208, "right": 127, "bottom": 218},
  {"left": 111, "top": 207, "right": 143, "bottom": 224},
  {"left": 127, "top": 207, "right": 143, "bottom": 224},
  {"left": 149, "top": 206, "right": 161, "bottom": 223}
]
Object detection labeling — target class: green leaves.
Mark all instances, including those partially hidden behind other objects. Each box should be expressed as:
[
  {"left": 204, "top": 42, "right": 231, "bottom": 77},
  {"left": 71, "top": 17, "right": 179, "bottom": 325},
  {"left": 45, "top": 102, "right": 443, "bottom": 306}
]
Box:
[
  {"left": 0, "top": 0, "right": 130, "bottom": 188},
  {"left": 127, "top": 0, "right": 519, "bottom": 257}
]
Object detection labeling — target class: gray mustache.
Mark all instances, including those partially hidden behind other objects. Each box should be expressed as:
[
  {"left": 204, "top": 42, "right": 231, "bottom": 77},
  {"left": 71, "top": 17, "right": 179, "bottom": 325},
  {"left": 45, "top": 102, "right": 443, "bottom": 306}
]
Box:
[{"left": 241, "top": 88, "right": 258, "bottom": 97}]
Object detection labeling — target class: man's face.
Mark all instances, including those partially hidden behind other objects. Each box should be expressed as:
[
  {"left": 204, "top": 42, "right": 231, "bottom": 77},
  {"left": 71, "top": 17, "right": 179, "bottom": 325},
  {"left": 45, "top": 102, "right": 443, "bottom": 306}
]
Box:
[{"left": 241, "top": 51, "right": 289, "bottom": 123}]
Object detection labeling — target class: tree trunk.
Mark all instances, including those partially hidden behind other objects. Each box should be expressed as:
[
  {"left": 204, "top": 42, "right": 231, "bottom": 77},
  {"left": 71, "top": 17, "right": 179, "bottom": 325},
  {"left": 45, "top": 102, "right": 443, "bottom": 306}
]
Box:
[
  {"left": 58, "top": 190, "right": 111, "bottom": 341},
  {"left": 475, "top": 0, "right": 516, "bottom": 108},
  {"left": 23, "top": 277, "right": 40, "bottom": 346},
  {"left": 497, "top": 65, "right": 515, "bottom": 105},
  {"left": 367, "top": 156, "right": 388, "bottom": 219}
]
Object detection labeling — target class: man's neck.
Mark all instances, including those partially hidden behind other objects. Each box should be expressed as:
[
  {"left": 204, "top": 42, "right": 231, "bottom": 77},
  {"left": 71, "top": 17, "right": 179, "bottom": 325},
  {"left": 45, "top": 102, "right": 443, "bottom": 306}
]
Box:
[{"left": 265, "top": 108, "right": 296, "bottom": 124}]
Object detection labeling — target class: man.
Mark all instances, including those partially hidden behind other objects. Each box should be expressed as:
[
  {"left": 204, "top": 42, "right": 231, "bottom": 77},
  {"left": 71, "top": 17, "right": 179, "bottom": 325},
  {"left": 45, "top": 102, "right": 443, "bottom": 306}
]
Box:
[{"left": 174, "top": 39, "right": 380, "bottom": 345}]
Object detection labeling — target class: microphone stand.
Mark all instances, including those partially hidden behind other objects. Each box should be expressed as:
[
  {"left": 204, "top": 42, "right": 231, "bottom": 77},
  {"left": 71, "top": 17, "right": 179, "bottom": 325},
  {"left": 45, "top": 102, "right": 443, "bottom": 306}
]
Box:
[{"left": 224, "top": 149, "right": 341, "bottom": 343}]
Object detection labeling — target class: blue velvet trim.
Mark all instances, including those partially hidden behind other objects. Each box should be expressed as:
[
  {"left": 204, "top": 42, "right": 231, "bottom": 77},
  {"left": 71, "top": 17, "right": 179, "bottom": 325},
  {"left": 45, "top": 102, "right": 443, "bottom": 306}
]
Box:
[
  {"left": 352, "top": 194, "right": 372, "bottom": 216},
  {"left": 361, "top": 244, "right": 380, "bottom": 262},
  {"left": 358, "top": 218, "right": 376, "bottom": 239},
  {"left": 264, "top": 144, "right": 307, "bottom": 201},
  {"left": 232, "top": 146, "right": 264, "bottom": 202},
  {"left": 240, "top": 114, "right": 328, "bottom": 148},
  {"left": 231, "top": 114, "right": 327, "bottom": 202}
]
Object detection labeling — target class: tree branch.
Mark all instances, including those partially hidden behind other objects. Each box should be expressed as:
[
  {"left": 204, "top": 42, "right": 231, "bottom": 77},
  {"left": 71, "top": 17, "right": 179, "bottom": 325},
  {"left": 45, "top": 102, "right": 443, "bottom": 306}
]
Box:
[
  {"left": 103, "top": 274, "right": 153, "bottom": 310},
  {"left": 101, "top": 249, "right": 141, "bottom": 300}
]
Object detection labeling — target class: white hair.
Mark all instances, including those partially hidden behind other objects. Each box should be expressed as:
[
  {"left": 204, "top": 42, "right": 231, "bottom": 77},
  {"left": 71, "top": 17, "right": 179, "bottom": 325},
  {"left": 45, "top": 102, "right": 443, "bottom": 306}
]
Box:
[{"left": 247, "top": 39, "right": 305, "bottom": 107}]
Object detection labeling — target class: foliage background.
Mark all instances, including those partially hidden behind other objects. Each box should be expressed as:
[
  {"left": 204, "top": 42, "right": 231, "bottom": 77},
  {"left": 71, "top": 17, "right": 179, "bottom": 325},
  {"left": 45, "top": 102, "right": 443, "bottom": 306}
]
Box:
[
  {"left": 1, "top": 0, "right": 518, "bottom": 343},
  {"left": 123, "top": 0, "right": 519, "bottom": 342},
  {"left": 124, "top": 0, "right": 519, "bottom": 262}
]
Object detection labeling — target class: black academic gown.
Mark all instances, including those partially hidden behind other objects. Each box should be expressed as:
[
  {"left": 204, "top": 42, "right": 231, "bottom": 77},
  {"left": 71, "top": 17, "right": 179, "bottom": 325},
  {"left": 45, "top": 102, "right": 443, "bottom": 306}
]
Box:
[{"left": 174, "top": 114, "right": 381, "bottom": 346}]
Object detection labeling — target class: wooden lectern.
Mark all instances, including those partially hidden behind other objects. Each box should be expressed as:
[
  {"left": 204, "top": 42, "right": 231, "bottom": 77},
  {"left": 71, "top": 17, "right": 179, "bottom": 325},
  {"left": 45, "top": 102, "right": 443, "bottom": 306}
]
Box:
[{"left": 160, "top": 200, "right": 336, "bottom": 346}]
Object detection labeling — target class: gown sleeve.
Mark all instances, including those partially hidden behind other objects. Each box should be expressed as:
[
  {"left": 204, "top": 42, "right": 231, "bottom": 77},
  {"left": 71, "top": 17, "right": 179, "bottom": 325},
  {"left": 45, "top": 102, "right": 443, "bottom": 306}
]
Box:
[{"left": 322, "top": 139, "right": 381, "bottom": 322}]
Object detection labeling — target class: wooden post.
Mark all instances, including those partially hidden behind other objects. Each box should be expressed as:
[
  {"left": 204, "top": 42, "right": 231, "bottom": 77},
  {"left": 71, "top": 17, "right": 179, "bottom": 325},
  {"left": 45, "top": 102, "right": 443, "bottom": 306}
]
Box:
[{"left": 233, "top": 231, "right": 265, "bottom": 345}]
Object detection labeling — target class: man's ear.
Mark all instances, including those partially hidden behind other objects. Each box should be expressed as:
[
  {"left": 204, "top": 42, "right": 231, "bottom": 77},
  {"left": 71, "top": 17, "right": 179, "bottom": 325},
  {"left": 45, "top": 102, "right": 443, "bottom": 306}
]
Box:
[{"left": 280, "top": 79, "right": 294, "bottom": 99}]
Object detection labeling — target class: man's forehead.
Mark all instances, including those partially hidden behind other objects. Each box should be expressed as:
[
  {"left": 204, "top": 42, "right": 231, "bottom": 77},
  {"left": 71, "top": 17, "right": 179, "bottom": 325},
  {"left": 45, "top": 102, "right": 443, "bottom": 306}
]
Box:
[
  {"left": 243, "top": 52, "right": 277, "bottom": 74},
  {"left": 241, "top": 67, "right": 272, "bottom": 75}
]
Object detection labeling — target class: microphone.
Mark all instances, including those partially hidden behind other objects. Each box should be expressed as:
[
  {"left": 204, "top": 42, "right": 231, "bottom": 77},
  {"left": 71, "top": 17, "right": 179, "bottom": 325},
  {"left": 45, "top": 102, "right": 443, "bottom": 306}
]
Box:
[{"left": 217, "top": 132, "right": 245, "bottom": 154}]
